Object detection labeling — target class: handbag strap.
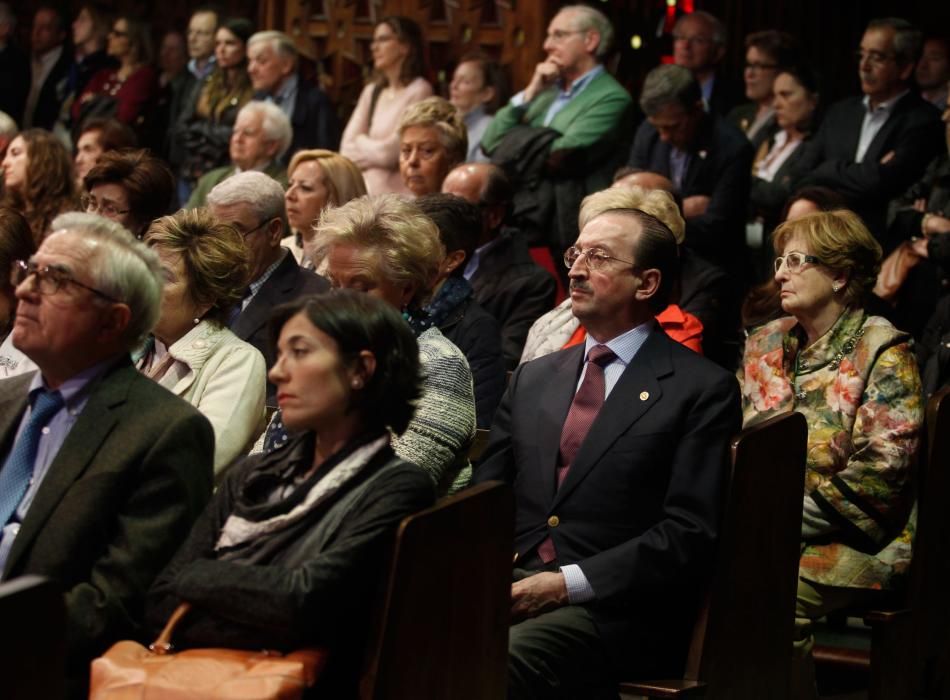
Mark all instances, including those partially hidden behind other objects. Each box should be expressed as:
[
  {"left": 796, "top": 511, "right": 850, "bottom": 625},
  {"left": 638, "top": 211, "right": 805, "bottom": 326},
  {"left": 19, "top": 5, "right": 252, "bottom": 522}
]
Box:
[{"left": 149, "top": 602, "right": 192, "bottom": 655}]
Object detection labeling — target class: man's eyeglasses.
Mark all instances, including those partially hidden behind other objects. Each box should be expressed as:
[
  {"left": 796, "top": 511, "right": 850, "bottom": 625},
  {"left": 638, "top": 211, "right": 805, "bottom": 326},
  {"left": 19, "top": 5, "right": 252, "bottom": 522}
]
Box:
[
  {"left": 774, "top": 251, "right": 823, "bottom": 274},
  {"left": 546, "top": 29, "right": 587, "bottom": 42},
  {"left": 81, "top": 193, "right": 130, "bottom": 218},
  {"left": 11, "top": 260, "right": 120, "bottom": 302},
  {"left": 855, "top": 50, "right": 896, "bottom": 66},
  {"left": 238, "top": 219, "right": 272, "bottom": 237},
  {"left": 564, "top": 246, "right": 635, "bottom": 271}
]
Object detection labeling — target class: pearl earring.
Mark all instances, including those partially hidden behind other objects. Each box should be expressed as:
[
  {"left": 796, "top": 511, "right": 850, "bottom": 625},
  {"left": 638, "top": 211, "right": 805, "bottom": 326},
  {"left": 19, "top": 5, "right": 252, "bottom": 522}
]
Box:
[
  {"left": 352, "top": 379, "right": 362, "bottom": 389},
  {"left": 832, "top": 283, "right": 841, "bottom": 293},
  {"left": 193, "top": 317, "right": 200, "bottom": 325}
]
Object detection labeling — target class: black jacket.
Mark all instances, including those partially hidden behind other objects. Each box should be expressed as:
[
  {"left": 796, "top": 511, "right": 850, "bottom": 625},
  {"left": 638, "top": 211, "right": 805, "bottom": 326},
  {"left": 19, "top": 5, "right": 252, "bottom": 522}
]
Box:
[{"left": 255, "top": 79, "right": 340, "bottom": 165}]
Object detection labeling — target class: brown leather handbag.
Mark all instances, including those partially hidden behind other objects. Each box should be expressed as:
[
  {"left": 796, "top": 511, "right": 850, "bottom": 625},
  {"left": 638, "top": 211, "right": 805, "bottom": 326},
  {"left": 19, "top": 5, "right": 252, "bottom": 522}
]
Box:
[{"left": 89, "top": 603, "right": 329, "bottom": 699}]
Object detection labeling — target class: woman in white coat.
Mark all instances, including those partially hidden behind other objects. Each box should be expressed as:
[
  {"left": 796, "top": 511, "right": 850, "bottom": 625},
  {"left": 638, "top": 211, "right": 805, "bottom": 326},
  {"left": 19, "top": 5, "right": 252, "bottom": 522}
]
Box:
[{"left": 138, "top": 208, "right": 266, "bottom": 478}]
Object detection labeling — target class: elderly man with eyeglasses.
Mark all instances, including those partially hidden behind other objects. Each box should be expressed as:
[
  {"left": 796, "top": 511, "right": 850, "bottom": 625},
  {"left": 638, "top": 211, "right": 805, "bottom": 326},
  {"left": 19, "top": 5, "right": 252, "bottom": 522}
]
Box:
[
  {"left": 479, "top": 4, "right": 634, "bottom": 257},
  {"left": 475, "top": 186, "right": 740, "bottom": 698},
  {"left": 206, "top": 171, "right": 328, "bottom": 402},
  {"left": 789, "top": 17, "right": 943, "bottom": 248},
  {"left": 0, "top": 212, "right": 214, "bottom": 695}
]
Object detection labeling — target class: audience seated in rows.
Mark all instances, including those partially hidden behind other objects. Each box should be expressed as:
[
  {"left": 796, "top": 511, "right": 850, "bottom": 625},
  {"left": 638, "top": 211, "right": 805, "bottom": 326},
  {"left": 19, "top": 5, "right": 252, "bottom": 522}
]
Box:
[
  {"left": 282, "top": 148, "right": 367, "bottom": 269},
  {"left": 137, "top": 208, "right": 266, "bottom": 477},
  {"left": 81, "top": 148, "right": 175, "bottom": 238},
  {"left": 398, "top": 96, "right": 467, "bottom": 197},
  {"left": 263, "top": 194, "right": 477, "bottom": 496},
  {"left": 206, "top": 171, "right": 328, "bottom": 400},
  {"left": 341, "top": 16, "right": 432, "bottom": 196},
  {"left": 481, "top": 4, "right": 635, "bottom": 255},
  {"left": 186, "top": 100, "right": 291, "bottom": 208},
  {"left": 248, "top": 30, "right": 339, "bottom": 164},
  {"left": 416, "top": 193, "right": 505, "bottom": 428},
  {"left": 448, "top": 51, "right": 507, "bottom": 162},
  {"left": 738, "top": 209, "right": 923, "bottom": 696},
  {"left": 0, "top": 212, "right": 214, "bottom": 693},
  {"left": 442, "top": 162, "right": 557, "bottom": 369},
  {"left": 146, "top": 291, "right": 435, "bottom": 698},
  {"left": 475, "top": 185, "right": 742, "bottom": 697}
]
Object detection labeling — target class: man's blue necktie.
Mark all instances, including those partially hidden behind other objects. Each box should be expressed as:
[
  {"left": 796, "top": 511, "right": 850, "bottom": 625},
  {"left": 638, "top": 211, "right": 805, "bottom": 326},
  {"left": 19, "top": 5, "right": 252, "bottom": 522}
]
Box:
[{"left": 0, "top": 389, "right": 64, "bottom": 525}]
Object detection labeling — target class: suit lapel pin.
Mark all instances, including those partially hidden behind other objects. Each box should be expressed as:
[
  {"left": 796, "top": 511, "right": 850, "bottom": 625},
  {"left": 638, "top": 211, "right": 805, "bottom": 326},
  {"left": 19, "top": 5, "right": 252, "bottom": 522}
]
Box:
[{"left": 639, "top": 391, "right": 649, "bottom": 401}]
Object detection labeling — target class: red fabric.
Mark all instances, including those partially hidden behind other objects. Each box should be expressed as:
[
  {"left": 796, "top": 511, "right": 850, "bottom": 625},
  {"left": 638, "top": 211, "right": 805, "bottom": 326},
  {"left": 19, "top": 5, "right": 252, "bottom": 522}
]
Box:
[
  {"left": 528, "top": 247, "right": 567, "bottom": 304},
  {"left": 72, "top": 64, "right": 158, "bottom": 125},
  {"left": 559, "top": 305, "right": 705, "bottom": 355}
]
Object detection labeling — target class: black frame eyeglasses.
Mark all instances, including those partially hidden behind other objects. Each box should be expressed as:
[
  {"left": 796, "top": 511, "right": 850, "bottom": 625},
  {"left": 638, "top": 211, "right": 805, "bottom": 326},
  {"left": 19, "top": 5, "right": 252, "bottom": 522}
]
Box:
[
  {"left": 81, "top": 193, "right": 130, "bottom": 218},
  {"left": 774, "top": 252, "right": 823, "bottom": 274},
  {"left": 11, "top": 260, "right": 120, "bottom": 302}
]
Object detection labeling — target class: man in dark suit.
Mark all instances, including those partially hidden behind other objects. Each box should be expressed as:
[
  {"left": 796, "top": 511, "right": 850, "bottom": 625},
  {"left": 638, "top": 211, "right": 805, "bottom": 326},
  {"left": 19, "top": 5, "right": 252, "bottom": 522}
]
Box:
[
  {"left": 672, "top": 10, "right": 742, "bottom": 117},
  {"left": 247, "top": 30, "right": 339, "bottom": 163},
  {"left": 792, "top": 18, "right": 943, "bottom": 246},
  {"left": 474, "top": 187, "right": 741, "bottom": 697},
  {"left": 24, "top": 5, "right": 72, "bottom": 130},
  {"left": 207, "top": 171, "right": 329, "bottom": 399},
  {"left": 628, "top": 64, "right": 753, "bottom": 277},
  {"left": 0, "top": 213, "right": 214, "bottom": 686},
  {"left": 442, "top": 162, "right": 557, "bottom": 369}
]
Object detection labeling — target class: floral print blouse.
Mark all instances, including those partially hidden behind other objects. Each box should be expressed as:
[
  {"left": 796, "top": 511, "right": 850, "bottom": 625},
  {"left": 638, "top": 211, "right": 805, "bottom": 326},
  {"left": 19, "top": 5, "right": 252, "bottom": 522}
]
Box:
[{"left": 738, "top": 306, "right": 923, "bottom": 590}]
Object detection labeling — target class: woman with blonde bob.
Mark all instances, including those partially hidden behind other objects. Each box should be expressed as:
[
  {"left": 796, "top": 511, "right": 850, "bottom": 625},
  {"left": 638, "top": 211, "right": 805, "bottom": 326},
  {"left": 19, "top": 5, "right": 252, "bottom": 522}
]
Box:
[
  {"left": 398, "top": 96, "right": 467, "bottom": 198},
  {"left": 282, "top": 149, "right": 367, "bottom": 269},
  {"left": 139, "top": 208, "right": 267, "bottom": 477},
  {"left": 737, "top": 209, "right": 923, "bottom": 694},
  {"left": 262, "top": 194, "right": 476, "bottom": 495}
]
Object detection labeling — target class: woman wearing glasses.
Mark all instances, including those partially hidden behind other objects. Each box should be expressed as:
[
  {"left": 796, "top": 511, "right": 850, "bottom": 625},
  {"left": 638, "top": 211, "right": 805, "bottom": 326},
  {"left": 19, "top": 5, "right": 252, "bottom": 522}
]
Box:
[
  {"left": 738, "top": 209, "right": 923, "bottom": 694},
  {"left": 340, "top": 16, "right": 432, "bottom": 196},
  {"left": 82, "top": 149, "right": 175, "bottom": 238},
  {"left": 137, "top": 208, "right": 266, "bottom": 478}
]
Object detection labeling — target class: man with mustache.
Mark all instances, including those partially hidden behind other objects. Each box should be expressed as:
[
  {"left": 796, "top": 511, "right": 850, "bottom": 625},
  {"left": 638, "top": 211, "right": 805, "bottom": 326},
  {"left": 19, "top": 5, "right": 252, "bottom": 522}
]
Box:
[
  {"left": 791, "top": 17, "right": 943, "bottom": 247},
  {"left": 475, "top": 186, "right": 741, "bottom": 698}
]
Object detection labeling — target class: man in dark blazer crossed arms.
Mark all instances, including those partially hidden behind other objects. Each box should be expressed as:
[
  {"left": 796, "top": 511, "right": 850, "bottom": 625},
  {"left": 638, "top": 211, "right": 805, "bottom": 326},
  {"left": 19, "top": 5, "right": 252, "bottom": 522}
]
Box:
[
  {"left": 474, "top": 186, "right": 742, "bottom": 698},
  {"left": 0, "top": 213, "right": 214, "bottom": 689}
]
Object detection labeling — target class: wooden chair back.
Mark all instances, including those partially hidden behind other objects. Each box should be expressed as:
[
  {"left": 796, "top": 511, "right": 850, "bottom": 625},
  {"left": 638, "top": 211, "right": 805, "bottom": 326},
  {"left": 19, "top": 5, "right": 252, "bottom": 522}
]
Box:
[
  {"left": 359, "top": 481, "right": 514, "bottom": 700},
  {"left": 622, "top": 410, "right": 807, "bottom": 699},
  {"left": 0, "top": 575, "right": 66, "bottom": 699}
]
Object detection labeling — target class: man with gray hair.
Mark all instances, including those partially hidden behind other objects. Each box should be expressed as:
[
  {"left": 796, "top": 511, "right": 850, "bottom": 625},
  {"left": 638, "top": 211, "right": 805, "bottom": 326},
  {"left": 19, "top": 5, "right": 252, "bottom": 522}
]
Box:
[
  {"left": 248, "top": 29, "right": 339, "bottom": 162},
  {"left": 186, "top": 100, "right": 293, "bottom": 207},
  {"left": 207, "top": 171, "right": 328, "bottom": 396},
  {"left": 480, "top": 5, "right": 634, "bottom": 254},
  {"left": 791, "top": 17, "right": 943, "bottom": 245},
  {"left": 0, "top": 213, "right": 214, "bottom": 689},
  {"left": 672, "top": 10, "right": 742, "bottom": 116},
  {"left": 627, "top": 63, "right": 753, "bottom": 279}
]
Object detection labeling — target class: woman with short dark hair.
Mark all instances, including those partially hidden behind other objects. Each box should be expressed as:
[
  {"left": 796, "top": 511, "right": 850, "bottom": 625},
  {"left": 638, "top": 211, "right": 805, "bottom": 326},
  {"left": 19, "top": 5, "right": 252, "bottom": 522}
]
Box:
[
  {"left": 82, "top": 148, "right": 175, "bottom": 237},
  {"left": 147, "top": 290, "right": 434, "bottom": 696}
]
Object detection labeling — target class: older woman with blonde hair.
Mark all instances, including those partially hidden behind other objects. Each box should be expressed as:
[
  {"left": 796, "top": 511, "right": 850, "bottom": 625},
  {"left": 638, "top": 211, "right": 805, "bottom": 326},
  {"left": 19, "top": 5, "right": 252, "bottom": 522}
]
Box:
[
  {"left": 282, "top": 149, "right": 367, "bottom": 268},
  {"left": 398, "top": 96, "right": 467, "bottom": 198},
  {"left": 139, "top": 208, "right": 267, "bottom": 477},
  {"left": 738, "top": 209, "right": 923, "bottom": 695},
  {"left": 262, "top": 193, "right": 476, "bottom": 495}
]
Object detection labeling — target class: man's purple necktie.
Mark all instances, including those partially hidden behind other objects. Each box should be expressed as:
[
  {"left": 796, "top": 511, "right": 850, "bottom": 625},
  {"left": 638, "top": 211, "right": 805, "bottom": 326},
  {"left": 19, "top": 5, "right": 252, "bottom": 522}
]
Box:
[{"left": 537, "top": 344, "right": 615, "bottom": 564}]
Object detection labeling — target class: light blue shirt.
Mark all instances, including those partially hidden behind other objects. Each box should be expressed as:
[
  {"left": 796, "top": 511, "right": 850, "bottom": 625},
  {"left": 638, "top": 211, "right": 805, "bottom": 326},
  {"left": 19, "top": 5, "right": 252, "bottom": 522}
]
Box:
[
  {"left": 669, "top": 147, "right": 691, "bottom": 192},
  {"left": 463, "top": 236, "right": 503, "bottom": 281},
  {"left": 262, "top": 73, "right": 299, "bottom": 123},
  {"left": 188, "top": 55, "right": 216, "bottom": 81},
  {"left": 855, "top": 90, "right": 908, "bottom": 163},
  {"left": 560, "top": 321, "right": 653, "bottom": 604},
  {"left": 464, "top": 106, "right": 493, "bottom": 162},
  {"left": 0, "top": 358, "right": 117, "bottom": 575},
  {"left": 509, "top": 64, "right": 605, "bottom": 127}
]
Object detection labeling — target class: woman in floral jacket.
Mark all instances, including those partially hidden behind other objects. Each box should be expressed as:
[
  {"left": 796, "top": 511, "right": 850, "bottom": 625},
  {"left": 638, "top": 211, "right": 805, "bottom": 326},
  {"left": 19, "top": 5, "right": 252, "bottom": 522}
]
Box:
[{"left": 738, "top": 209, "right": 923, "bottom": 696}]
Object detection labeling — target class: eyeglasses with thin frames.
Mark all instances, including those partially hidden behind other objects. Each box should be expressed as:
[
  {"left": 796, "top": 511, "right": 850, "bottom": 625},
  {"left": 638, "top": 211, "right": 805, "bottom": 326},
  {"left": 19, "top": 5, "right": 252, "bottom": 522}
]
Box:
[
  {"left": 81, "top": 193, "right": 130, "bottom": 218},
  {"left": 546, "top": 29, "right": 587, "bottom": 43},
  {"left": 11, "top": 260, "right": 120, "bottom": 302},
  {"left": 564, "top": 246, "right": 636, "bottom": 271},
  {"left": 774, "top": 251, "right": 823, "bottom": 274},
  {"left": 238, "top": 218, "right": 272, "bottom": 238}
]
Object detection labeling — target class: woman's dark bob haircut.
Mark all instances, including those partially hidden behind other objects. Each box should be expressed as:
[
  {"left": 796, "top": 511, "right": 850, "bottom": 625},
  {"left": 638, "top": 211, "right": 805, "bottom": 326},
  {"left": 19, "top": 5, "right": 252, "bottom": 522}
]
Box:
[{"left": 268, "top": 290, "right": 422, "bottom": 435}]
